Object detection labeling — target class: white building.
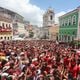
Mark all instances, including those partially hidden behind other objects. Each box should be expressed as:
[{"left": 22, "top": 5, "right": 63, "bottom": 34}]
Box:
[
  {"left": 32, "top": 25, "right": 41, "bottom": 39},
  {"left": 12, "top": 13, "right": 26, "bottom": 37},
  {"left": 42, "top": 8, "right": 55, "bottom": 39},
  {"left": 43, "top": 7, "right": 55, "bottom": 27}
]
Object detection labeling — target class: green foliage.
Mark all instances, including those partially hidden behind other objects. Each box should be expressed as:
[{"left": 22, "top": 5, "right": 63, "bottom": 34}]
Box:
[
  {"left": 19, "top": 34, "right": 25, "bottom": 38},
  {"left": 29, "top": 31, "right": 34, "bottom": 38}
]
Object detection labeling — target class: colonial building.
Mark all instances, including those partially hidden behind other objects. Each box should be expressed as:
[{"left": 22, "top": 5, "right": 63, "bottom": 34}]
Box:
[
  {"left": 12, "top": 12, "right": 26, "bottom": 37},
  {"left": 59, "top": 6, "right": 80, "bottom": 42},
  {"left": 32, "top": 25, "right": 40, "bottom": 39},
  {"left": 42, "top": 7, "right": 55, "bottom": 39},
  {"left": 0, "top": 7, "right": 26, "bottom": 40},
  {"left": 25, "top": 24, "right": 40, "bottom": 39},
  {"left": 42, "top": 7, "right": 59, "bottom": 40},
  {"left": 49, "top": 24, "right": 59, "bottom": 40},
  {"left": 0, "top": 7, "right": 13, "bottom": 41},
  {"left": 24, "top": 21, "right": 30, "bottom": 38},
  {"left": 43, "top": 7, "right": 55, "bottom": 27}
]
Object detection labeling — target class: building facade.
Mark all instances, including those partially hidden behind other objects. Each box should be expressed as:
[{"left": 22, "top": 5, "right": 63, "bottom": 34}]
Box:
[
  {"left": 43, "top": 8, "right": 55, "bottom": 39},
  {"left": 43, "top": 7, "right": 55, "bottom": 27},
  {"left": 0, "top": 7, "right": 26, "bottom": 40},
  {"left": 32, "top": 25, "right": 41, "bottom": 39},
  {"left": 59, "top": 7, "right": 80, "bottom": 42},
  {"left": 0, "top": 7, "right": 13, "bottom": 41},
  {"left": 12, "top": 13, "right": 25, "bottom": 36},
  {"left": 49, "top": 24, "right": 59, "bottom": 40},
  {"left": 24, "top": 24, "right": 40, "bottom": 39}
]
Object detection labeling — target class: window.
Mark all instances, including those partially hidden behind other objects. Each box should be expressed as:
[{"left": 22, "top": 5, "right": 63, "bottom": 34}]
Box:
[
  {"left": 64, "top": 19, "right": 68, "bottom": 26},
  {"left": 10, "top": 36, "right": 12, "bottom": 39},
  {"left": 9, "top": 24, "right": 11, "bottom": 29},
  {"left": 4, "top": 37, "right": 6, "bottom": 40},
  {"left": 62, "top": 20, "right": 64, "bottom": 26},
  {"left": 72, "top": 36, "right": 74, "bottom": 41},
  {"left": 63, "top": 20, "right": 65, "bottom": 26},
  {"left": 50, "top": 15, "right": 53, "bottom": 20},
  {"left": 65, "top": 19, "right": 68, "bottom": 26},
  {"left": 60, "top": 20, "right": 62, "bottom": 26},
  {"left": 72, "top": 15, "right": 76, "bottom": 25},
  {"left": 68, "top": 17, "right": 71, "bottom": 25},
  {"left": 68, "top": 36, "right": 70, "bottom": 41},
  {"left": 6, "top": 24, "right": 8, "bottom": 28},
  {"left": 8, "top": 37, "right": 9, "bottom": 40},
  {"left": 2, "top": 23, "right": 5, "bottom": 28},
  {"left": 1, "top": 37, "right": 3, "bottom": 39},
  {"left": 62, "top": 35, "right": 63, "bottom": 40},
  {"left": 73, "top": 31, "right": 76, "bottom": 35}
]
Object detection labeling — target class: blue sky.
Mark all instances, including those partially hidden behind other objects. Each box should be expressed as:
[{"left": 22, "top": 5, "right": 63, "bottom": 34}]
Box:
[
  {"left": 0, "top": 0, "right": 80, "bottom": 26},
  {"left": 30, "top": 0, "right": 80, "bottom": 13}
]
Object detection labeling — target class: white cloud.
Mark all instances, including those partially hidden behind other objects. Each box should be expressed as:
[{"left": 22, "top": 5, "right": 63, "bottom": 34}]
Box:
[
  {"left": 0, "top": 0, "right": 69, "bottom": 27},
  {"left": 0, "top": 0, "right": 44, "bottom": 27},
  {"left": 55, "top": 11, "right": 66, "bottom": 24}
]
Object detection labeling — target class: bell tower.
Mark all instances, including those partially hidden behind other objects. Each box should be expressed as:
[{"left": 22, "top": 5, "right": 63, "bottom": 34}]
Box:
[{"left": 43, "top": 7, "right": 55, "bottom": 27}]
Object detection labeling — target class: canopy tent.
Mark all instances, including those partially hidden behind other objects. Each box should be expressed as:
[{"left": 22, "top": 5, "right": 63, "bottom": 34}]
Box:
[{"left": 12, "top": 37, "right": 24, "bottom": 40}]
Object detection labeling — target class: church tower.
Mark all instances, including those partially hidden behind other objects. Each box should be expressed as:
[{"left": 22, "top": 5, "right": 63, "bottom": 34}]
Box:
[{"left": 43, "top": 7, "right": 55, "bottom": 27}]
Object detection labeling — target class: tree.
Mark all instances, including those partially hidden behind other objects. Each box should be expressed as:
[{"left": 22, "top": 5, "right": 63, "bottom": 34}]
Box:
[{"left": 29, "top": 31, "right": 34, "bottom": 38}]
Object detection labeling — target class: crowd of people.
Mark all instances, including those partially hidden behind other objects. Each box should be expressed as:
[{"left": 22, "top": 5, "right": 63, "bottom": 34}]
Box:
[{"left": 0, "top": 40, "right": 80, "bottom": 80}]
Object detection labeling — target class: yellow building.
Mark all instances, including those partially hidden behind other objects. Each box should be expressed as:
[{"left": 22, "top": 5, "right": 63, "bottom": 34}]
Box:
[{"left": 49, "top": 24, "right": 59, "bottom": 41}]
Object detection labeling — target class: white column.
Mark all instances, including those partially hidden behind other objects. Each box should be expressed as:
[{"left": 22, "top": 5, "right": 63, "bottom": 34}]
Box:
[
  {"left": 66, "top": 36, "right": 68, "bottom": 42},
  {"left": 61, "top": 35, "right": 63, "bottom": 42},
  {"left": 70, "top": 36, "right": 72, "bottom": 41}
]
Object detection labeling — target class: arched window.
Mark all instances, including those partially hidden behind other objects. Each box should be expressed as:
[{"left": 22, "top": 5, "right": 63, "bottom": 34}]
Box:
[
  {"left": 2, "top": 23, "right": 5, "bottom": 28},
  {"left": 4, "top": 36, "right": 6, "bottom": 40},
  {"left": 68, "top": 17, "right": 71, "bottom": 25},
  {"left": 9, "top": 24, "right": 11, "bottom": 29},
  {"left": 6, "top": 24, "right": 8, "bottom": 28},
  {"left": 68, "top": 36, "right": 70, "bottom": 41},
  {"left": 10, "top": 36, "right": 12, "bottom": 39},
  {"left": 63, "top": 19, "right": 65, "bottom": 26},
  {"left": 73, "top": 31, "right": 76, "bottom": 35},
  {"left": 60, "top": 20, "right": 62, "bottom": 26},
  {"left": 62, "top": 20, "right": 64, "bottom": 26},
  {"left": 64, "top": 19, "right": 66, "bottom": 26},
  {"left": 50, "top": 15, "right": 53, "bottom": 20},
  {"left": 1, "top": 37, "right": 3, "bottom": 39},
  {"left": 72, "top": 15, "right": 76, "bottom": 25},
  {"left": 8, "top": 37, "right": 9, "bottom": 40},
  {"left": 65, "top": 19, "right": 68, "bottom": 26}
]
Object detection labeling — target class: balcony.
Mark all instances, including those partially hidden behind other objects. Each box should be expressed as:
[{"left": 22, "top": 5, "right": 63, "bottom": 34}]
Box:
[{"left": 0, "top": 26, "right": 12, "bottom": 32}]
